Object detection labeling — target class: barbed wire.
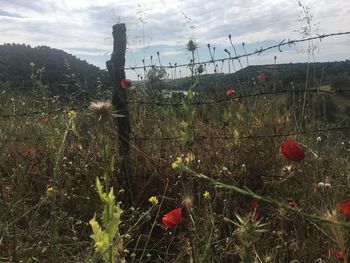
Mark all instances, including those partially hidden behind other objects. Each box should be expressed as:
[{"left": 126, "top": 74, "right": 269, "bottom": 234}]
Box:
[
  {"left": 127, "top": 88, "right": 350, "bottom": 107},
  {"left": 131, "top": 125, "right": 350, "bottom": 142},
  {"left": 2, "top": 124, "right": 348, "bottom": 145},
  {"left": 125, "top": 31, "right": 350, "bottom": 71},
  {"left": 1, "top": 88, "right": 349, "bottom": 118}
]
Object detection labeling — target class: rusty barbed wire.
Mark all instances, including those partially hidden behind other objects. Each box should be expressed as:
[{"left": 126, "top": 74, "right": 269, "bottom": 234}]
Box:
[
  {"left": 2, "top": 124, "right": 349, "bottom": 145},
  {"left": 1, "top": 88, "right": 349, "bottom": 117},
  {"left": 125, "top": 31, "right": 350, "bottom": 71},
  {"left": 130, "top": 125, "right": 350, "bottom": 142}
]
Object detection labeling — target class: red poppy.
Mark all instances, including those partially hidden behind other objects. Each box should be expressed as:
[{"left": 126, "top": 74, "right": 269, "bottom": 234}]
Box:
[
  {"left": 162, "top": 208, "right": 182, "bottom": 228},
  {"left": 253, "top": 210, "right": 262, "bottom": 220},
  {"left": 43, "top": 117, "right": 49, "bottom": 123},
  {"left": 23, "top": 147, "right": 32, "bottom": 156},
  {"left": 251, "top": 200, "right": 262, "bottom": 220},
  {"left": 251, "top": 200, "right": 259, "bottom": 209},
  {"left": 288, "top": 199, "right": 297, "bottom": 208},
  {"left": 337, "top": 199, "right": 350, "bottom": 217},
  {"left": 121, "top": 79, "right": 132, "bottom": 89},
  {"left": 226, "top": 89, "right": 236, "bottom": 96},
  {"left": 258, "top": 72, "right": 266, "bottom": 81},
  {"left": 336, "top": 250, "right": 345, "bottom": 260},
  {"left": 281, "top": 139, "right": 305, "bottom": 161}
]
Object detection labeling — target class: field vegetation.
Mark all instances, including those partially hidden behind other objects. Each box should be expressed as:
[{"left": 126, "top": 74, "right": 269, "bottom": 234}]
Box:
[{"left": 1, "top": 9, "right": 350, "bottom": 261}]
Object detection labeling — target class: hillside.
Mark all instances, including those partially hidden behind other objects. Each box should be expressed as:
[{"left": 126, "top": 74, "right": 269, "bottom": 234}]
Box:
[
  {"left": 0, "top": 43, "right": 111, "bottom": 88},
  {"left": 170, "top": 60, "right": 350, "bottom": 92}
]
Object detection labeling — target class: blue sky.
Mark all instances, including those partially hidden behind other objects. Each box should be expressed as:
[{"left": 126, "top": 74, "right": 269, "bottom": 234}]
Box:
[{"left": 1, "top": 0, "right": 350, "bottom": 79}]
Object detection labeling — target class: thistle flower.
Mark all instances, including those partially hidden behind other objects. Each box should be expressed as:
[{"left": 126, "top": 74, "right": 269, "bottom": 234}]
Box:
[
  {"left": 186, "top": 39, "right": 198, "bottom": 52},
  {"left": 89, "top": 101, "right": 123, "bottom": 122}
]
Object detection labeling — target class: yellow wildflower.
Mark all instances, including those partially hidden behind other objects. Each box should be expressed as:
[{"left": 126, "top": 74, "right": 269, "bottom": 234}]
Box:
[
  {"left": 203, "top": 191, "right": 210, "bottom": 200},
  {"left": 148, "top": 196, "right": 158, "bottom": 205},
  {"left": 185, "top": 151, "right": 195, "bottom": 164},
  {"left": 46, "top": 187, "right": 54, "bottom": 194},
  {"left": 68, "top": 110, "right": 77, "bottom": 119},
  {"left": 171, "top": 157, "right": 183, "bottom": 169}
]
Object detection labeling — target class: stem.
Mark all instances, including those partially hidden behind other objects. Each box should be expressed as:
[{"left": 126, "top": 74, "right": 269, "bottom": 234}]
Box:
[{"left": 178, "top": 165, "right": 350, "bottom": 230}]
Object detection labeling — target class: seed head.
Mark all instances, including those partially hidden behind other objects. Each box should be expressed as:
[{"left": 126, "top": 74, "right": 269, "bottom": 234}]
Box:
[{"left": 89, "top": 101, "right": 123, "bottom": 122}]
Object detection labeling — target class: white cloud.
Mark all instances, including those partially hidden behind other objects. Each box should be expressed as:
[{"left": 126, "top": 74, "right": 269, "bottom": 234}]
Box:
[{"left": 0, "top": 0, "right": 349, "bottom": 77}]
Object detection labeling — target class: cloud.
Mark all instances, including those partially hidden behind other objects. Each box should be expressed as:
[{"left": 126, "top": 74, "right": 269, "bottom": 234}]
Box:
[
  {"left": 0, "top": 10, "right": 23, "bottom": 18},
  {"left": 0, "top": 0, "right": 349, "bottom": 78}
]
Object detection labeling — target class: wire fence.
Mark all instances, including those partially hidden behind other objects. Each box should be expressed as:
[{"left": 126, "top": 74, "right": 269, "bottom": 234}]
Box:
[
  {"left": 125, "top": 31, "right": 350, "bottom": 71},
  {"left": 2, "top": 124, "right": 349, "bottom": 145},
  {"left": 1, "top": 31, "right": 349, "bottom": 145},
  {"left": 1, "top": 87, "right": 350, "bottom": 118}
]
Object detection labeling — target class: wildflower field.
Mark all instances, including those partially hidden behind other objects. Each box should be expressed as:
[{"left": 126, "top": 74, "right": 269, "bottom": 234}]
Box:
[{"left": 1, "top": 57, "right": 350, "bottom": 263}]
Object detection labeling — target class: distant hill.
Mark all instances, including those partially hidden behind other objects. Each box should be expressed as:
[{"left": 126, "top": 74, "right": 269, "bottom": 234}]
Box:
[
  {"left": 0, "top": 43, "right": 111, "bottom": 89},
  {"left": 168, "top": 60, "right": 350, "bottom": 93},
  {"left": 238, "top": 61, "right": 350, "bottom": 88}
]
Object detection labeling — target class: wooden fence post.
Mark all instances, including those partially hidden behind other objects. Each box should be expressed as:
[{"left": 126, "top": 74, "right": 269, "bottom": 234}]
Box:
[{"left": 106, "top": 23, "right": 133, "bottom": 204}]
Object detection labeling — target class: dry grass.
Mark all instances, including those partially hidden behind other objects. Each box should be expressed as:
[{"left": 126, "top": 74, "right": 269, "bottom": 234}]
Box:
[{"left": 0, "top": 80, "right": 349, "bottom": 262}]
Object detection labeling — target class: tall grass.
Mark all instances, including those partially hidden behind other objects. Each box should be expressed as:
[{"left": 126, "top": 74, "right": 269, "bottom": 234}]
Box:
[{"left": 0, "top": 46, "right": 350, "bottom": 262}]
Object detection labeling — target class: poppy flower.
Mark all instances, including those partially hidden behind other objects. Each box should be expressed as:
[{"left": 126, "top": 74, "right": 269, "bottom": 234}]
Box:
[
  {"left": 43, "top": 117, "right": 49, "bottom": 123},
  {"left": 336, "top": 250, "right": 345, "bottom": 260},
  {"left": 162, "top": 208, "right": 182, "bottom": 228},
  {"left": 251, "top": 200, "right": 262, "bottom": 220},
  {"left": 251, "top": 200, "right": 259, "bottom": 209},
  {"left": 226, "top": 89, "right": 236, "bottom": 96},
  {"left": 281, "top": 139, "right": 305, "bottom": 161},
  {"left": 258, "top": 72, "right": 266, "bottom": 81},
  {"left": 23, "top": 147, "right": 32, "bottom": 156},
  {"left": 121, "top": 79, "right": 132, "bottom": 89},
  {"left": 337, "top": 199, "right": 350, "bottom": 217},
  {"left": 288, "top": 199, "right": 298, "bottom": 208}
]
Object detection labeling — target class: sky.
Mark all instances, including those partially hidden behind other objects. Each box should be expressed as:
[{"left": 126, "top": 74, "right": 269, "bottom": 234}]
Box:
[{"left": 1, "top": 0, "right": 350, "bottom": 79}]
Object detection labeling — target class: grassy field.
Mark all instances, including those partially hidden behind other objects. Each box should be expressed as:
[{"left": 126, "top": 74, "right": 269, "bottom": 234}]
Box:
[{"left": 0, "top": 68, "right": 350, "bottom": 263}]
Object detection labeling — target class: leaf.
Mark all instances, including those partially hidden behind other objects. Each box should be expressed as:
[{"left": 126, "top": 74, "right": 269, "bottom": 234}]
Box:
[
  {"left": 233, "top": 128, "right": 240, "bottom": 145},
  {"left": 236, "top": 112, "right": 243, "bottom": 122}
]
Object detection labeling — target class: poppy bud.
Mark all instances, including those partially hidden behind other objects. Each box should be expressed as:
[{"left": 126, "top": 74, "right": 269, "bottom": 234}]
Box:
[
  {"left": 121, "top": 79, "right": 132, "bottom": 89},
  {"left": 337, "top": 199, "right": 350, "bottom": 217},
  {"left": 281, "top": 139, "right": 305, "bottom": 161},
  {"left": 226, "top": 89, "right": 236, "bottom": 96}
]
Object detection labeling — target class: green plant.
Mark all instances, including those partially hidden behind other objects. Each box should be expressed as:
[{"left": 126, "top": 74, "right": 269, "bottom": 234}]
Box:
[{"left": 89, "top": 177, "right": 124, "bottom": 263}]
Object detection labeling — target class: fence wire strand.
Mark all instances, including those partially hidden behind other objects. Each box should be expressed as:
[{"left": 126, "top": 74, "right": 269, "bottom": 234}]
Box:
[{"left": 125, "top": 31, "right": 350, "bottom": 71}]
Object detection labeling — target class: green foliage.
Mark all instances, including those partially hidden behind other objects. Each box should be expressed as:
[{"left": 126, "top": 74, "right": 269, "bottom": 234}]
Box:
[
  {"left": 180, "top": 83, "right": 196, "bottom": 147},
  {"left": 90, "top": 177, "right": 123, "bottom": 263},
  {"left": 0, "top": 43, "right": 110, "bottom": 88},
  {"left": 1, "top": 41, "right": 350, "bottom": 263}
]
